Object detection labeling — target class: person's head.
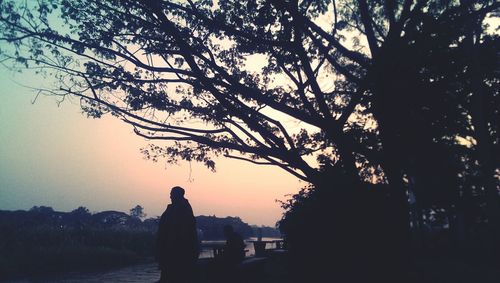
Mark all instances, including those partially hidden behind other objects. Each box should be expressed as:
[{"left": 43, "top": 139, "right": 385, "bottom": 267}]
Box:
[
  {"left": 170, "top": 186, "right": 185, "bottom": 203},
  {"left": 223, "top": 224, "right": 234, "bottom": 238}
]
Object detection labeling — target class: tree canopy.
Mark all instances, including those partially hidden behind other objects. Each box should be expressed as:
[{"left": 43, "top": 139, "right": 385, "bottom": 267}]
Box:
[{"left": 1, "top": 0, "right": 498, "bottom": 191}]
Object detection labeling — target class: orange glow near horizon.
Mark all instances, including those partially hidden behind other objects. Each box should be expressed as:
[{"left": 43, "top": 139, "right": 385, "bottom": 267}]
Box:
[{"left": 0, "top": 70, "right": 302, "bottom": 226}]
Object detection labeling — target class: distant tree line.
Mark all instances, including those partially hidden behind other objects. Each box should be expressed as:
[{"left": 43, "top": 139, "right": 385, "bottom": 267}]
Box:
[
  {"left": 196, "top": 215, "right": 254, "bottom": 240},
  {"left": 0, "top": 206, "right": 153, "bottom": 280},
  {"left": 251, "top": 225, "right": 283, "bottom": 238},
  {"left": 0, "top": 206, "right": 274, "bottom": 241},
  {"left": 0, "top": 205, "right": 279, "bottom": 280}
]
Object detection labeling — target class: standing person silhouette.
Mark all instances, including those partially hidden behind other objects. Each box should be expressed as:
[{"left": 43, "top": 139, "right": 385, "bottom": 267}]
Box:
[{"left": 156, "top": 186, "right": 199, "bottom": 283}]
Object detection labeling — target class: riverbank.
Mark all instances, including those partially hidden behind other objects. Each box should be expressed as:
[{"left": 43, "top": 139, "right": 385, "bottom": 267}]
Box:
[
  {"left": 1, "top": 250, "right": 153, "bottom": 282},
  {"left": 6, "top": 262, "right": 159, "bottom": 283}
]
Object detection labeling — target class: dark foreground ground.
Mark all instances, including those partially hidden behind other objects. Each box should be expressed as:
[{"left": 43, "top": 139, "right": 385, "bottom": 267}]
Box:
[
  {"left": 2, "top": 252, "right": 289, "bottom": 283},
  {"left": 5, "top": 255, "right": 289, "bottom": 283},
  {"left": 4, "top": 252, "right": 500, "bottom": 283}
]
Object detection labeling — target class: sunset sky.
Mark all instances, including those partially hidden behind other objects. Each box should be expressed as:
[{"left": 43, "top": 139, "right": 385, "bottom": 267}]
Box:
[{"left": 0, "top": 66, "right": 302, "bottom": 226}]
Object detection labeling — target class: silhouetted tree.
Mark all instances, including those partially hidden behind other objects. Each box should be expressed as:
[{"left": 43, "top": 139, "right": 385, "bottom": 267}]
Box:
[
  {"left": 29, "top": 206, "right": 54, "bottom": 214},
  {"left": 1, "top": 0, "right": 498, "bottom": 280},
  {"left": 70, "top": 206, "right": 91, "bottom": 217},
  {"left": 129, "top": 205, "right": 146, "bottom": 219},
  {"left": 92, "top": 210, "right": 131, "bottom": 228}
]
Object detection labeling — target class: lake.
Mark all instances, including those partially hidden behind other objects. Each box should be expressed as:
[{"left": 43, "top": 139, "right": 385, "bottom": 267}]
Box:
[{"left": 199, "top": 237, "right": 282, "bottom": 258}]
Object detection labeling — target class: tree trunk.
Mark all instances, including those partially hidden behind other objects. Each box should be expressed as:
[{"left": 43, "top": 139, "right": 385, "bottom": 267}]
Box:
[
  {"left": 376, "top": 137, "right": 412, "bottom": 281},
  {"left": 368, "top": 38, "right": 413, "bottom": 281},
  {"left": 465, "top": 21, "right": 500, "bottom": 254}
]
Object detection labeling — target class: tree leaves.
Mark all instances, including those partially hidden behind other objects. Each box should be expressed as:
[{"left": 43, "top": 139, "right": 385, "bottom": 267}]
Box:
[{"left": 0, "top": 0, "right": 497, "bottom": 189}]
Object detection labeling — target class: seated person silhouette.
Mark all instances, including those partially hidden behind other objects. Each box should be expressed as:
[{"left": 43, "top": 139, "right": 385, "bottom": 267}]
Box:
[
  {"left": 209, "top": 225, "right": 246, "bottom": 283},
  {"left": 222, "top": 224, "right": 246, "bottom": 264}
]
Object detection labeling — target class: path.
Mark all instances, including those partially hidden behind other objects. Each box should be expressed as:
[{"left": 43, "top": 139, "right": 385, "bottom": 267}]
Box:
[{"left": 9, "top": 263, "right": 160, "bottom": 283}]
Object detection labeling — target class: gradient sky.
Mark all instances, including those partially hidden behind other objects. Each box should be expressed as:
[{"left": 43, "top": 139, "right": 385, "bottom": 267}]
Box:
[{"left": 0, "top": 66, "right": 302, "bottom": 226}]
